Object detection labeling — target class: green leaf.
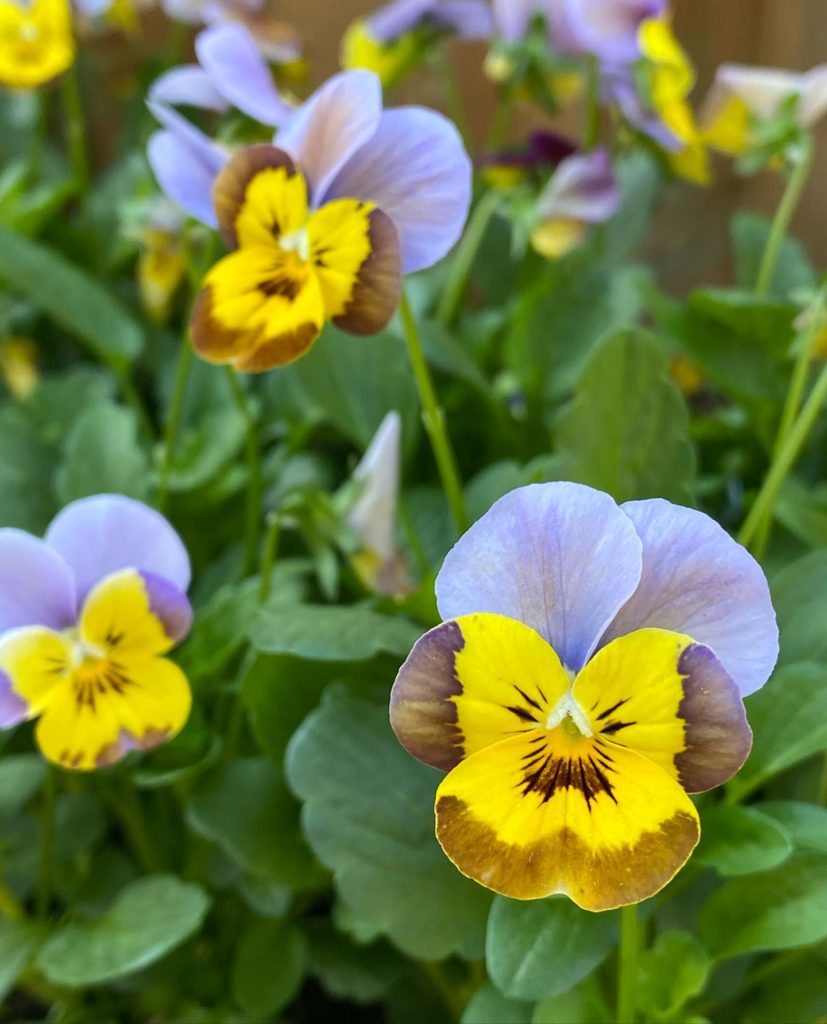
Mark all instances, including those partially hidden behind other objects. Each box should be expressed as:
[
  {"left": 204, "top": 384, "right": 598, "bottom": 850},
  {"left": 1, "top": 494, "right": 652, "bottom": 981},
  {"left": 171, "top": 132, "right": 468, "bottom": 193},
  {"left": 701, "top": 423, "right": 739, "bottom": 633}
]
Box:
[
  {"left": 286, "top": 687, "right": 492, "bottom": 959},
  {"left": 0, "top": 755, "right": 45, "bottom": 820},
  {"left": 695, "top": 804, "right": 792, "bottom": 876},
  {"left": 462, "top": 983, "right": 533, "bottom": 1024},
  {"left": 486, "top": 896, "right": 618, "bottom": 1001},
  {"left": 601, "top": 151, "right": 661, "bottom": 265},
  {"left": 532, "top": 976, "right": 611, "bottom": 1024},
  {"left": 699, "top": 852, "right": 827, "bottom": 959},
  {"left": 307, "top": 921, "right": 405, "bottom": 1004},
  {"left": 760, "top": 801, "right": 827, "bottom": 854},
  {"left": 736, "top": 662, "right": 827, "bottom": 794},
  {"left": 638, "top": 930, "right": 710, "bottom": 1020},
  {"left": 232, "top": 918, "right": 307, "bottom": 1017},
  {"left": 37, "top": 875, "right": 209, "bottom": 986},
  {"left": 0, "top": 404, "right": 57, "bottom": 531},
  {"left": 0, "top": 918, "right": 42, "bottom": 1003},
  {"left": 731, "top": 212, "right": 815, "bottom": 298},
  {"left": 772, "top": 550, "right": 827, "bottom": 666},
  {"left": 555, "top": 329, "right": 695, "bottom": 503},
  {"left": 242, "top": 653, "right": 330, "bottom": 762},
  {"left": 0, "top": 226, "right": 142, "bottom": 367},
  {"left": 187, "top": 758, "right": 326, "bottom": 890},
  {"left": 57, "top": 401, "right": 150, "bottom": 504},
  {"left": 250, "top": 603, "right": 421, "bottom": 661}
]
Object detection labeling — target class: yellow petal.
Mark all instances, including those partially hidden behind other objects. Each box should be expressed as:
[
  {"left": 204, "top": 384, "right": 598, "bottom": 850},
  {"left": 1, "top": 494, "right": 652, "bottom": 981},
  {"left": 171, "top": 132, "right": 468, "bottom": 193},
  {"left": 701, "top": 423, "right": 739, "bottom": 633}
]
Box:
[
  {"left": 0, "top": 0, "right": 74, "bottom": 89},
  {"left": 35, "top": 655, "right": 191, "bottom": 771},
  {"left": 0, "top": 626, "right": 71, "bottom": 720},
  {"left": 639, "top": 17, "right": 695, "bottom": 107},
  {"left": 702, "top": 93, "right": 751, "bottom": 157},
  {"left": 435, "top": 727, "right": 699, "bottom": 909},
  {"left": 340, "top": 17, "right": 421, "bottom": 89},
  {"left": 530, "top": 218, "right": 586, "bottom": 260}
]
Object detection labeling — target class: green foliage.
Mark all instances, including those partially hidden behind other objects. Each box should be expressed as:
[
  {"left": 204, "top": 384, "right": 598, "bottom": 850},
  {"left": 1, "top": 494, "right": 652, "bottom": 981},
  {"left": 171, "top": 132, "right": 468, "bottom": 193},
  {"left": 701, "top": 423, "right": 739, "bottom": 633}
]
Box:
[{"left": 637, "top": 931, "right": 709, "bottom": 1021}]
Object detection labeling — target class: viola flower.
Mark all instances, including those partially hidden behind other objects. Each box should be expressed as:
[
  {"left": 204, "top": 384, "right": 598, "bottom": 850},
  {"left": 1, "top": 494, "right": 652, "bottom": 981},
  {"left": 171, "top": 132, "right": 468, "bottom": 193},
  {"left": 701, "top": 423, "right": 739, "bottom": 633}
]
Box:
[
  {"left": 530, "top": 147, "right": 620, "bottom": 259},
  {"left": 0, "top": 0, "right": 74, "bottom": 89},
  {"left": 391, "top": 483, "right": 778, "bottom": 910},
  {"left": 480, "top": 130, "right": 576, "bottom": 190},
  {"left": 346, "top": 411, "right": 411, "bottom": 598},
  {"left": 701, "top": 63, "right": 827, "bottom": 157},
  {"left": 189, "top": 69, "right": 471, "bottom": 372},
  {"left": 136, "top": 199, "right": 187, "bottom": 325},
  {"left": 0, "top": 495, "right": 193, "bottom": 771},
  {"left": 342, "top": 0, "right": 492, "bottom": 88}
]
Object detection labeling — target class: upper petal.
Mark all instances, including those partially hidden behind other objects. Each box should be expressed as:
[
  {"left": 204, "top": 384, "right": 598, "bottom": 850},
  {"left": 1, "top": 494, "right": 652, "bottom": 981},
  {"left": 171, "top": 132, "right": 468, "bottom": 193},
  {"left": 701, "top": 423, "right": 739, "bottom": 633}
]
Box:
[
  {"left": 45, "top": 495, "right": 191, "bottom": 603},
  {"left": 559, "top": 0, "right": 665, "bottom": 62},
  {"left": 433, "top": 0, "right": 494, "bottom": 38},
  {"left": 368, "top": 0, "right": 433, "bottom": 41},
  {"left": 535, "top": 148, "right": 621, "bottom": 223},
  {"left": 600, "top": 499, "right": 779, "bottom": 697},
  {"left": 325, "top": 106, "right": 472, "bottom": 273},
  {"left": 149, "top": 64, "right": 230, "bottom": 111},
  {"left": 799, "top": 64, "right": 827, "bottom": 126},
  {"left": 436, "top": 483, "right": 643, "bottom": 673},
  {"left": 275, "top": 70, "right": 383, "bottom": 205},
  {"left": 0, "top": 530, "right": 76, "bottom": 633},
  {"left": 195, "top": 23, "right": 294, "bottom": 127}
]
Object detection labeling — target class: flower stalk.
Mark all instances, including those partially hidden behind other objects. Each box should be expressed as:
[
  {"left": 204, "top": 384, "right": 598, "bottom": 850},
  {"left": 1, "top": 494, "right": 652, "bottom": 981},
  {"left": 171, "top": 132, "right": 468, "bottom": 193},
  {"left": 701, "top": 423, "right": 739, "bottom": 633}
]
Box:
[
  {"left": 755, "top": 137, "right": 813, "bottom": 297},
  {"left": 617, "top": 903, "right": 640, "bottom": 1023}
]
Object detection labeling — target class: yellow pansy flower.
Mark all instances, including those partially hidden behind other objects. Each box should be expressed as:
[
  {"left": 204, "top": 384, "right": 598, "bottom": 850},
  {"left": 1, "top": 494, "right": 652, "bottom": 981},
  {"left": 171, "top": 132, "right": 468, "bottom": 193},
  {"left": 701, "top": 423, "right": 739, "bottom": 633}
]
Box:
[{"left": 0, "top": 0, "right": 74, "bottom": 89}]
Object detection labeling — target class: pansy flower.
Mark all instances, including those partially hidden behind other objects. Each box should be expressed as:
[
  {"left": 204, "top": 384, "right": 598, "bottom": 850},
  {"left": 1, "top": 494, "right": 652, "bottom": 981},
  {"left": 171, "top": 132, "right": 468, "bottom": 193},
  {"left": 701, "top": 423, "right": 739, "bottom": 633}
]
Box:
[
  {"left": 188, "top": 69, "right": 471, "bottom": 372},
  {"left": 0, "top": 0, "right": 74, "bottom": 89},
  {"left": 391, "top": 483, "right": 778, "bottom": 910},
  {"left": 0, "top": 495, "right": 193, "bottom": 771}
]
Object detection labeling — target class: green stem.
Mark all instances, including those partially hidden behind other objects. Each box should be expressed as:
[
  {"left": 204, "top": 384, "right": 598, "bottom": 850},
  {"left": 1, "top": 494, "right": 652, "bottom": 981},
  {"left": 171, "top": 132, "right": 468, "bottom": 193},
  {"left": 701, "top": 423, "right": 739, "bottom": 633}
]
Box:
[
  {"left": 27, "top": 91, "right": 49, "bottom": 184},
  {"left": 0, "top": 881, "right": 24, "bottom": 920},
  {"left": 616, "top": 904, "right": 639, "bottom": 1024},
  {"left": 259, "top": 513, "right": 281, "bottom": 604},
  {"left": 485, "top": 83, "right": 516, "bottom": 152},
  {"left": 60, "top": 64, "right": 89, "bottom": 190},
  {"left": 436, "top": 189, "right": 501, "bottom": 328},
  {"left": 108, "top": 784, "right": 158, "bottom": 873},
  {"left": 738, "top": 358, "right": 827, "bottom": 557},
  {"left": 583, "top": 56, "right": 601, "bottom": 151},
  {"left": 117, "top": 370, "right": 155, "bottom": 444},
  {"left": 35, "top": 769, "right": 56, "bottom": 922},
  {"left": 755, "top": 139, "right": 813, "bottom": 298},
  {"left": 436, "top": 50, "right": 472, "bottom": 150},
  {"left": 399, "top": 292, "right": 468, "bottom": 535},
  {"left": 156, "top": 342, "right": 194, "bottom": 512},
  {"left": 224, "top": 368, "right": 263, "bottom": 578}
]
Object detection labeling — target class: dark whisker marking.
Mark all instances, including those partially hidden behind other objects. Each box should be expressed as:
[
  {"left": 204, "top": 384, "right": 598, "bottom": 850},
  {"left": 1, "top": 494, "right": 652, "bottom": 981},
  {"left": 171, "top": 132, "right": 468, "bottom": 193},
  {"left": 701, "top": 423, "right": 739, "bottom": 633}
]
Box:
[
  {"left": 506, "top": 704, "right": 538, "bottom": 724},
  {"left": 596, "top": 698, "right": 630, "bottom": 721},
  {"left": 602, "top": 719, "right": 635, "bottom": 735},
  {"left": 513, "top": 686, "right": 544, "bottom": 713}
]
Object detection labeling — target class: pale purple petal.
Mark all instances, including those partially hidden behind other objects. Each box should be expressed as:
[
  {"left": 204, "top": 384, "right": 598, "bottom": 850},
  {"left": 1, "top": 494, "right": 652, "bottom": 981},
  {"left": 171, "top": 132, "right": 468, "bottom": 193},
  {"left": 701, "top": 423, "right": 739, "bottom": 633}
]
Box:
[
  {"left": 0, "top": 530, "right": 76, "bottom": 633},
  {"left": 434, "top": 0, "right": 494, "bottom": 38},
  {"left": 604, "top": 64, "right": 681, "bottom": 150},
  {"left": 347, "top": 411, "right": 401, "bottom": 564},
  {"left": 46, "top": 495, "right": 191, "bottom": 603},
  {"left": 436, "top": 483, "right": 643, "bottom": 672},
  {"left": 0, "top": 669, "right": 28, "bottom": 729},
  {"left": 326, "top": 106, "right": 471, "bottom": 273},
  {"left": 369, "top": 0, "right": 433, "bottom": 41},
  {"left": 536, "top": 148, "right": 621, "bottom": 223},
  {"left": 140, "top": 571, "right": 193, "bottom": 645},
  {"left": 600, "top": 499, "right": 779, "bottom": 697},
  {"left": 559, "top": 0, "right": 665, "bottom": 62},
  {"left": 275, "top": 70, "right": 383, "bottom": 204},
  {"left": 149, "top": 65, "right": 229, "bottom": 112},
  {"left": 195, "top": 24, "right": 294, "bottom": 127},
  {"left": 492, "top": 0, "right": 543, "bottom": 42}
]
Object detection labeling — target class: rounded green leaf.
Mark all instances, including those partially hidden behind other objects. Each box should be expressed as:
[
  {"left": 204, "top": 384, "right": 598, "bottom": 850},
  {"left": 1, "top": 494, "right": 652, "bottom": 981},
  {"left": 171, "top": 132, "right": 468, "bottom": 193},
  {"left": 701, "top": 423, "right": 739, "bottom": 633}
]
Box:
[
  {"left": 695, "top": 805, "right": 792, "bottom": 876},
  {"left": 232, "top": 918, "right": 307, "bottom": 1017},
  {"left": 638, "top": 930, "right": 709, "bottom": 1020}
]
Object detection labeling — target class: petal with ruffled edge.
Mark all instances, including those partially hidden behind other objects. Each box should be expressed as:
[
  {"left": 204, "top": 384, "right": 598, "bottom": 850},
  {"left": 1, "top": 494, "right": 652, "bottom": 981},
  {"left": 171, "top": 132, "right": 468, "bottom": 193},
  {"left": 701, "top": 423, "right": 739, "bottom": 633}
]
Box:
[
  {"left": 0, "top": 530, "right": 76, "bottom": 633},
  {"left": 325, "top": 106, "right": 472, "bottom": 273},
  {"left": 391, "top": 613, "right": 570, "bottom": 771},
  {"left": 436, "top": 483, "right": 643, "bottom": 673},
  {"left": 45, "top": 495, "right": 191, "bottom": 604},
  {"left": 35, "top": 655, "right": 191, "bottom": 771},
  {"left": 435, "top": 728, "right": 699, "bottom": 909},
  {"left": 275, "top": 70, "right": 383, "bottom": 205},
  {"left": 149, "top": 64, "right": 229, "bottom": 111},
  {"left": 0, "top": 627, "right": 71, "bottom": 727},
  {"left": 195, "top": 24, "right": 294, "bottom": 127},
  {"left": 600, "top": 499, "right": 778, "bottom": 697},
  {"left": 574, "top": 627, "right": 752, "bottom": 792}
]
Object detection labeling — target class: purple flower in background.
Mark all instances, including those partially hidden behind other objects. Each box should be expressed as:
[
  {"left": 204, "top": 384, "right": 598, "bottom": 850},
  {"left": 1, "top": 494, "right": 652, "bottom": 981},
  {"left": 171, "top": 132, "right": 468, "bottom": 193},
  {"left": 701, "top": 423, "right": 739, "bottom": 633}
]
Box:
[{"left": 368, "top": 0, "right": 493, "bottom": 42}]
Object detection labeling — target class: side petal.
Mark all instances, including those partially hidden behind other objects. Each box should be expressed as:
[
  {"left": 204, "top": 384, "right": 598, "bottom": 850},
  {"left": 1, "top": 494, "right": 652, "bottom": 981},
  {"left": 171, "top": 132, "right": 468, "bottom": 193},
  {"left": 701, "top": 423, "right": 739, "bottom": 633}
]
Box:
[
  {"left": 0, "top": 530, "right": 76, "bottom": 633},
  {"left": 600, "top": 499, "right": 779, "bottom": 697},
  {"left": 574, "top": 628, "right": 752, "bottom": 793},
  {"left": 275, "top": 69, "right": 383, "bottom": 204},
  {"left": 46, "top": 495, "right": 191, "bottom": 603},
  {"left": 211, "top": 144, "right": 301, "bottom": 249},
  {"left": 436, "top": 483, "right": 643, "bottom": 673},
  {"left": 35, "top": 656, "right": 191, "bottom": 772},
  {"left": 0, "top": 627, "right": 71, "bottom": 726},
  {"left": 149, "top": 64, "right": 230, "bottom": 111},
  {"left": 368, "top": 0, "right": 433, "bottom": 42},
  {"left": 713, "top": 63, "right": 805, "bottom": 121},
  {"left": 195, "top": 24, "right": 294, "bottom": 127},
  {"left": 325, "top": 106, "right": 472, "bottom": 273},
  {"left": 435, "top": 729, "right": 699, "bottom": 909},
  {"left": 79, "top": 568, "right": 193, "bottom": 658},
  {"left": 391, "top": 613, "right": 570, "bottom": 771},
  {"left": 307, "top": 200, "right": 401, "bottom": 334},
  {"left": 191, "top": 247, "right": 324, "bottom": 372}
]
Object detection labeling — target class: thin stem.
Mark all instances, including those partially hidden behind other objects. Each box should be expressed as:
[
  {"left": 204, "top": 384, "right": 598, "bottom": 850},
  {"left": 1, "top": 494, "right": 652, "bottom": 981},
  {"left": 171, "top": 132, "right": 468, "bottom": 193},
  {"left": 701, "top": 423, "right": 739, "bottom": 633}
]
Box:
[
  {"left": 117, "top": 370, "right": 155, "bottom": 444},
  {"left": 107, "top": 784, "right": 158, "bottom": 873},
  {"left": 399, "top": 291, "right": 468, "bottom": 535},
  {"left": 60, "top": 64, "right": 89, "bottom": 190},
  {"left": 738, "top": 359, "right": 827, "bottom": 557},
  {"left": 259, "top": 513, "right": 281, "bottom": 604},
  {"left": 755, "top": 139, "right": 813, "bottom": 298},
  {"left": 156, "top": 342, "right": 194, "bottom": 512},
  {"left": 224, "top": 367, "right": 263, "bottom": 578},
  {"left": 583, "top": 55, "right": 601, "bottom": 151},
  {"left": 616, "top": 904, "right": 640, "bottom": 1024},
  {"left": 436, "top": 189, "right": 501, "bottom": 328},
  {"left": 485, "top": 83, "right": 516, "bottom": 152},
  {"left": 36, "top": 768, "right": 56, "bottom": 921},
  {"left": 436, "top": 50, "right": 472, "bottom": 150}
]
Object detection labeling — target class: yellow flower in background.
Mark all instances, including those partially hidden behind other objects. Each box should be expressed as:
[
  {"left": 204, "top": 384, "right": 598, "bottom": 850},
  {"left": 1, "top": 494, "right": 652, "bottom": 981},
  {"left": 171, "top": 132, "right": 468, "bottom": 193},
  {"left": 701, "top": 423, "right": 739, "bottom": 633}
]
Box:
[
  {"left": 0, "top": 338, "right": 39, "bottom": 399},
  {"left": 0, "top": 0, "right": 74, "bottom": 89},
  {"left": 136, "top": 201, "right": 187, "bottom": 325},
  {"left": 341, "top": 16, "right": 422, "bottom": 89}
]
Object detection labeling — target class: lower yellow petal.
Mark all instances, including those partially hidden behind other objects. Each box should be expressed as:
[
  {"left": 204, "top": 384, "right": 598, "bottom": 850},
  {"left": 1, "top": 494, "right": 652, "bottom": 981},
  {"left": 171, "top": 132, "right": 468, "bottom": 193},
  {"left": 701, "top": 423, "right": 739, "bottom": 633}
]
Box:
[
  {"left": 702, "top": 93, "right": 751, "bottom": 157},
  {"left": 435, "top": 727, "right": 699, "bottom": 910},
  {"left": 0, "top": 626, "right": 70, "bottom": 721},
  {"left": 35, "top": 655, "right": 191, "bottom": 771},
  {"left": 530, "top": 218, "right": 586, "bottom": 260}
]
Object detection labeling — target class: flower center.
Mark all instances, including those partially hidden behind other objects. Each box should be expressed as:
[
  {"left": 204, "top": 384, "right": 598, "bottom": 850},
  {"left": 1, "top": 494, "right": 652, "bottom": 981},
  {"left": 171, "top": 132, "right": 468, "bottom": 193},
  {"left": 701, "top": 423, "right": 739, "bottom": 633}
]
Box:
[
  {"left": 545, "top": 691, "right": 593, "bottom": 738},
  {"left": 279, "top": 226, "right": 310, "bottom": 263},
  {"left": 62, "top": 629, "right": 107, "bottom": 672}
]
